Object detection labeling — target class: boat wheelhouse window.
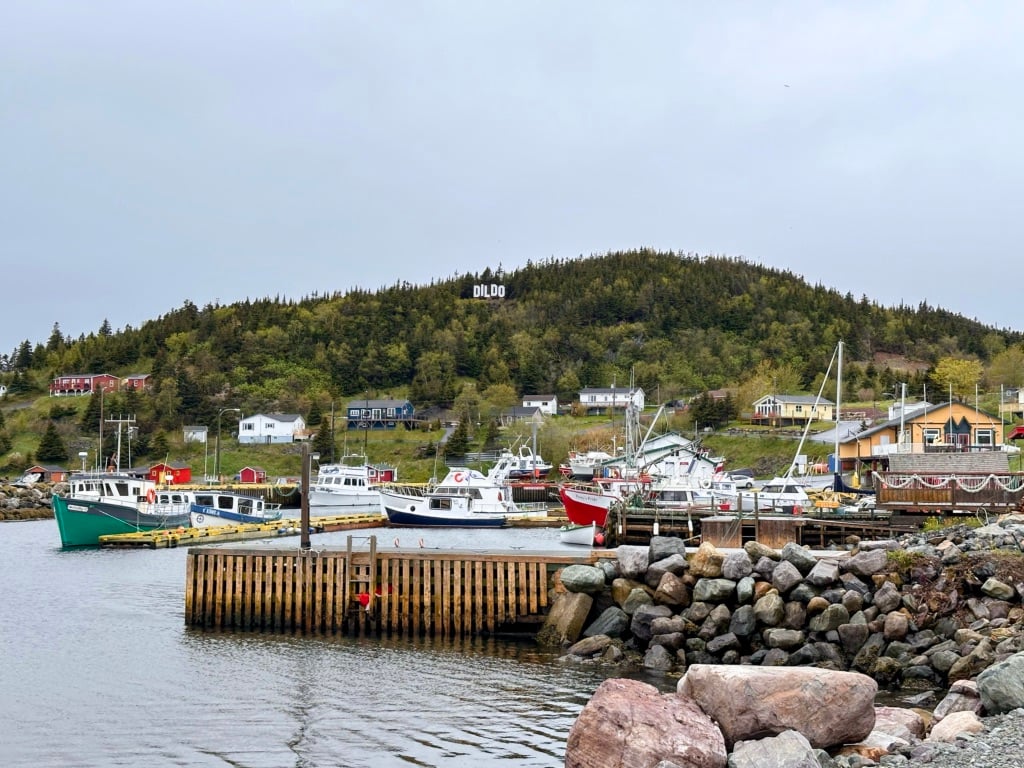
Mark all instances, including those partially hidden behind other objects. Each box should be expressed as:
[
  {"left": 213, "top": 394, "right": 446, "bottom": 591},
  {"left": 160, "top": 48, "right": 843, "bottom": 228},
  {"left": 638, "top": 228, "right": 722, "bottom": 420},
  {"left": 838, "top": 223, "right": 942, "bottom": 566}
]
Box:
[
  {"left": 195, "top": 494, "right": 215, "bottom": 506},
  {"left": 217, "top": 495, "right": 235, "bottom": 510},
  {"left": 430, "top": 498, "right": 453, "bottom": 510},
  {"left": 238, "top": 498, "right": 253, "bottom": 514}
]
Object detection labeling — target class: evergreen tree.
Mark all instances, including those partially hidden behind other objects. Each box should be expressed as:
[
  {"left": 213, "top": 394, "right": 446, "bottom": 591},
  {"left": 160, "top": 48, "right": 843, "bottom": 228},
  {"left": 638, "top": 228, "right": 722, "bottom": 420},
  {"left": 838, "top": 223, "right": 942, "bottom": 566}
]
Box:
[
  {"left": 443, "top": 419, "right": 471, "bottom": 457},
  {"left": 306, "top": 401, "right": 323, "bottom": 427},
  {"left": 36, "top": 422, "right": 68, "bottom": 463},
  {"left": 14, "top": 340, "right": 32, "bottom": 370},
  {"left": 81, "top": 390, "right": 103, "bottom": 431},
  {"left": 151, "top": 431, "right": 170, "bottom": 460},
  {"left": 312, "top": 423, "right": 336, "bottom": 463}
]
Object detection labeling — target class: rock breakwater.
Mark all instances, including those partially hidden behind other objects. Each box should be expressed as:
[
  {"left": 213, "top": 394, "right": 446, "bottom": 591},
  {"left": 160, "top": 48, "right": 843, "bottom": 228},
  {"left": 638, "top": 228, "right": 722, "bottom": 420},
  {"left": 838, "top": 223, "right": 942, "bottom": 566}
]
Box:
[
  {"left": 0, "top": 482, "right": 53, "bottom": 520},
  {"left": 547, "top": 516, "right": 1024, "bottom": 766}
]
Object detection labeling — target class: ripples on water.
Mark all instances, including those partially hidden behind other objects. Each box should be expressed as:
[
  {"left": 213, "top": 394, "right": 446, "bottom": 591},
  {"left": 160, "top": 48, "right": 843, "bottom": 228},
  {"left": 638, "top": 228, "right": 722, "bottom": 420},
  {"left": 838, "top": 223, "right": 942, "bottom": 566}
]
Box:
[{"left": 2, "top": 519, "right": 663, "bottom": 768}]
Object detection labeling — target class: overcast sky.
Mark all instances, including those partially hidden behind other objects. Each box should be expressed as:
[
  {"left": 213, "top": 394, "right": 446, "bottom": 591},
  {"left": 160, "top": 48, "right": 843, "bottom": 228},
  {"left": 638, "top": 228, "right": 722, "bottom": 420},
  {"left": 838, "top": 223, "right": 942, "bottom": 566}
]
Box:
[{"left": 3, "top": 2, "right": 1023, "bottom": 359}]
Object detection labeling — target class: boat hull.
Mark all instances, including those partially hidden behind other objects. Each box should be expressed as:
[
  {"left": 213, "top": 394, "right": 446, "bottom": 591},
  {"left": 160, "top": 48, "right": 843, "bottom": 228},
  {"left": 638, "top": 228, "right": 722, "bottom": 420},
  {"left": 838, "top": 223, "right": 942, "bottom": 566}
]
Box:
[
  {"left": 308, "top": 489, "right": 381, "bottom": 507},
  {"left": 189, "top": 504, "right": 283, "bottom": 528},
  {"left": 558, "top": 485, "right": 616, "bottom": 527},
  {"left": 381, "top": 492, "right": 508, "bottom": 528},
  {"left": 52, "top": 494, "right": 191, "bottom": 548},
  {"left": 559, "top": 522, "right": 596, "bottom": 546}
]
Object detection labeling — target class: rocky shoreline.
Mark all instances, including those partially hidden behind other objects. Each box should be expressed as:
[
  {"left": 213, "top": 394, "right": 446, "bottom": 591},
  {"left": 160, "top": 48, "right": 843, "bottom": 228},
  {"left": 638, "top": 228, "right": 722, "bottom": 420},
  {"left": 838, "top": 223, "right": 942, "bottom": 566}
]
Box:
[
  {"left": 541, "top": 516, "right": 1024, "bottom": 766},
  {"left": 0, "top": 482, "right": 54, "bottom": 520}
]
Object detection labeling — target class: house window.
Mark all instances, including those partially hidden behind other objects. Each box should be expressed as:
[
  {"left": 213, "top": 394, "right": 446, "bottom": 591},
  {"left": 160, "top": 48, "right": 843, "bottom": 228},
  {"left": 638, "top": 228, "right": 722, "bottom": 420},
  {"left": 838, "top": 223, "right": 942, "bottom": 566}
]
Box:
[
  {"left": 387, "top": 408, "right": 396, "bottom": 417},
  {"left": 976, "top": 429, "right": 994, "bottom": 446},
  {"left": 922, "top": 428, "right": 940, "bottom": 444},
  {"left": 242, "top": 423, "right": 254, "bottom": 431}
]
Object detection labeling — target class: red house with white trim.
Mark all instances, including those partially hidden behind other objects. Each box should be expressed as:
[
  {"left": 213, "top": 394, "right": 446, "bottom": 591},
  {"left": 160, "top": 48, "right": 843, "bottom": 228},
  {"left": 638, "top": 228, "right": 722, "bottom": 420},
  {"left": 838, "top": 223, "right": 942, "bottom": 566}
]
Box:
[
  {"left": 123, "top": 374, "right": 151, "bottom": 392},
  {"left": 50, "top": 373, "right": 120, "bottom": 397}
]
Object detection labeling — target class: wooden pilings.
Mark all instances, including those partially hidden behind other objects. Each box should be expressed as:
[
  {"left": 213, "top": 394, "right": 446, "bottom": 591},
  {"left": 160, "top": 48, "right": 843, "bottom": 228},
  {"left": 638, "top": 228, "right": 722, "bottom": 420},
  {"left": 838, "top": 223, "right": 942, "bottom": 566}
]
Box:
[{"left": 184, "top": 537, "right": 600, "bottom": 637}]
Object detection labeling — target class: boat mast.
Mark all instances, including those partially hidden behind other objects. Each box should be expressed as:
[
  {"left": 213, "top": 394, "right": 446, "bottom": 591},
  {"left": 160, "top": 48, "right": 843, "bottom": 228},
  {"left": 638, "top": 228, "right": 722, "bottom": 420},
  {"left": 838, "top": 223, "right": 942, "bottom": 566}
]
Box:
[
  {"left": 835, "top": 339, "right": 843, "bottom": 480},
  {"left": 105, "top": 414, "right": 136, "bottom": 472}
]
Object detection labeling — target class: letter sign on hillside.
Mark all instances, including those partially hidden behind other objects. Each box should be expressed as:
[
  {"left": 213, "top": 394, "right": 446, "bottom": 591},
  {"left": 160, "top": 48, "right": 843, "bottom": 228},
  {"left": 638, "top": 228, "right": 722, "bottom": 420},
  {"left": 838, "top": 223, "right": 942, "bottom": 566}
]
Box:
[{"left": 472, "top": 283, "right": 506, "bottom": 299}]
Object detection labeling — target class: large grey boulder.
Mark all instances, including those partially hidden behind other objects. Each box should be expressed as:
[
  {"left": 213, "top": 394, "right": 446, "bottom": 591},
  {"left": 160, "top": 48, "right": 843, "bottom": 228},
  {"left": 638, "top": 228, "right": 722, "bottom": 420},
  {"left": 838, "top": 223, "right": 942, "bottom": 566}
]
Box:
[
  {"left": 977, "top": 649, "right": 1024, "bottom": 713},
  {"left": 560, "top": 564, "right": 606, "bottom": 594},
  {"left": 536, "top": 591, "right": 592, "bottom": 646}
]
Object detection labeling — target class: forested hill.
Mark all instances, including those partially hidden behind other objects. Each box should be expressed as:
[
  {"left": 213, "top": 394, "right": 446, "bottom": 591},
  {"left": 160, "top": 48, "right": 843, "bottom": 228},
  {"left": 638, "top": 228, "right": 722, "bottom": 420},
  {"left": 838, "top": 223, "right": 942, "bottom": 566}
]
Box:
[{"left": 6, "top": 250, "right": 1019, "bottom": 418}]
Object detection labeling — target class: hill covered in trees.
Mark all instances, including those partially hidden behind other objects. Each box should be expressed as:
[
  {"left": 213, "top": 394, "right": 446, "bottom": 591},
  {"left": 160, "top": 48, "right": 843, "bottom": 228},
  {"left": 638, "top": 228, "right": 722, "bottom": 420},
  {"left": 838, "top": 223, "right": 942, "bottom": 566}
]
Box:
[{"left": 2, "top": 250, "right": 1022, "bottom": 462}]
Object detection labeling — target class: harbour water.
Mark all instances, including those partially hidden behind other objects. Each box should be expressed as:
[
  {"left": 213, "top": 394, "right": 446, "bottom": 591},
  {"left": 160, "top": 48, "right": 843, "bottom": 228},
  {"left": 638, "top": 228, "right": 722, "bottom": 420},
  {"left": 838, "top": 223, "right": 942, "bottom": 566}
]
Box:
[{"left": 0, "top": 515, "right": 671, "bottom": 767}]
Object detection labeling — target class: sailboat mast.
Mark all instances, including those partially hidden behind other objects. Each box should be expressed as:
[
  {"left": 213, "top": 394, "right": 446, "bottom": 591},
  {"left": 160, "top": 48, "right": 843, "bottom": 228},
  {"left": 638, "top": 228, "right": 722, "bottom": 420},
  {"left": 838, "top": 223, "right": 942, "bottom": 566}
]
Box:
[{"left": 835, "top": 340, "right": 843, "bottom": 475}]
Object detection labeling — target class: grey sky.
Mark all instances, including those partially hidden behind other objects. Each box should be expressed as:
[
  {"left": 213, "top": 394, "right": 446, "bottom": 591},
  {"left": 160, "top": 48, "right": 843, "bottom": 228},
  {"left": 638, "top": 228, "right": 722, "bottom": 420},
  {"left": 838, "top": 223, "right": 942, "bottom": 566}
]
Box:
[{"left": 3, "top": 2, "right": 1022, "bottom": 359}]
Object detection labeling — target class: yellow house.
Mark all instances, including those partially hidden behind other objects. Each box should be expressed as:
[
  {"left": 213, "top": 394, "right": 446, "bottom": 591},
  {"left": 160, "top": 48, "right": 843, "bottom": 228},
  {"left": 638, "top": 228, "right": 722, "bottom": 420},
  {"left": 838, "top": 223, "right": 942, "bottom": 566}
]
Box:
[
  {"left": 837, "top": 400, "right": 1006, "bottom": 473},
  {"left": 751, "top": 394, "right": 835, "bottom": 427}
]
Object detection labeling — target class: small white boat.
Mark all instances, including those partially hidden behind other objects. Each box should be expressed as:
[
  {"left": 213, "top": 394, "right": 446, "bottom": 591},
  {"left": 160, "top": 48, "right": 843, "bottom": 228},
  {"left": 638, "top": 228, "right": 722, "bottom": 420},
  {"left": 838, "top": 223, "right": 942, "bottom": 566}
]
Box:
[{"left": 559, "top": 521, "right": 597, "bottom": 546}]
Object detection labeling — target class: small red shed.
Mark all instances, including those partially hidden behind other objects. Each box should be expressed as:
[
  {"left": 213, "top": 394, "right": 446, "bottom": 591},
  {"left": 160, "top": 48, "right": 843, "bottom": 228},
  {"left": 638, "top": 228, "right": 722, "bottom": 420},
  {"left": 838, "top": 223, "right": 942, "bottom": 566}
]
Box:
[
  {"left": 238, "top": 466, "right": 267, "bottom": 484},
  {"left": 147, "top": 462, "right": 192, "bottom": 484},
  {"left": 368, "top": 464, "right": 397, "bottom": 483}
]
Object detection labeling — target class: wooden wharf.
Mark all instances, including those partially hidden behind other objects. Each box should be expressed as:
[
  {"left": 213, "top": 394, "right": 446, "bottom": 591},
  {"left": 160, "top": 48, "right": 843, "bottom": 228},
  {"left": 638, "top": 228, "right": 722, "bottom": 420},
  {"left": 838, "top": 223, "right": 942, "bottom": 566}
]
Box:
[
  {"left": 184, "top": 536, "right": 603, "bottom": 637},
  {"left": 98, "top": 510, "right": 568, "bottom": 549},
  {"left": 99, "top": 512, "right": 387, "bottom": 549},
  {"left": 609, "top": 504, "right": 916, "bottom": 549}
]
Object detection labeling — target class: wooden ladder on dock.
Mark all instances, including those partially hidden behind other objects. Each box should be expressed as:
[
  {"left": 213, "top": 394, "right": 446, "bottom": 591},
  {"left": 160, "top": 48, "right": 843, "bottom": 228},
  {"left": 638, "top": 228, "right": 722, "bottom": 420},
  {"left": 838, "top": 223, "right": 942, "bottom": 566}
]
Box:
[{"left": 343, "top": 535, "right": 378, "bottom": 631}]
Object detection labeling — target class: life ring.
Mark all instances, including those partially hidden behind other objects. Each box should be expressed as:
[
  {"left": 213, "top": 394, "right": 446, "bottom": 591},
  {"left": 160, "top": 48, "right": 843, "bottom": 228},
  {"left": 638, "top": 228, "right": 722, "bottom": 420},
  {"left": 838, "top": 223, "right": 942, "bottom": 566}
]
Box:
[
  {"left": 453, "top": 471, "right": 465, "bottom": 483},
  {"left": 699, "top": 477, "right": 711, "bottom": 489},
  {"left": 146, "top": 489, "right": 156, "bottom": 503},
  {"left": 195, "top": 513, "right": 205, "bottom": 524}
]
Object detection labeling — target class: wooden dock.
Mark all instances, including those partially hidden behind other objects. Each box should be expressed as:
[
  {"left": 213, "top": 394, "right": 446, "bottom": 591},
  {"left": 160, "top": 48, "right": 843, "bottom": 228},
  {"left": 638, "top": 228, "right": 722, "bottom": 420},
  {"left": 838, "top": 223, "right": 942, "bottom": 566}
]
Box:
[
  {"left": 98, "top": 512, "right": 387, "bottom": 549},
  {"left": 184, "top": 537, "right": 602, "bottom": 637}
]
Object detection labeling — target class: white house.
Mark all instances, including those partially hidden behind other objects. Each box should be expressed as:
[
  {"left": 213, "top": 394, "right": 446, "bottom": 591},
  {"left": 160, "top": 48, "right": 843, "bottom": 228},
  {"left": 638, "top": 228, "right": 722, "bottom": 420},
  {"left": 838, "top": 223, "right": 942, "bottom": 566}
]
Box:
[
  {"left": 238, "top": 413, "right": 306, "bottom": 444},
  {"left": 578, "top": 386, "right": 645, "bottom": 414},
  {"left": 521, "top": 394, "right": 558, "bottom": 416}
]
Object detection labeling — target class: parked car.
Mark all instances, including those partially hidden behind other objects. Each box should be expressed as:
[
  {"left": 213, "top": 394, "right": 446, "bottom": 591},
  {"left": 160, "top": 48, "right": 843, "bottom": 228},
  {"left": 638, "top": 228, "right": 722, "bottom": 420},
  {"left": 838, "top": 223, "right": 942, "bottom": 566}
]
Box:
[{"left": 726, "top": 468, "right": 755, "bottom": 488}]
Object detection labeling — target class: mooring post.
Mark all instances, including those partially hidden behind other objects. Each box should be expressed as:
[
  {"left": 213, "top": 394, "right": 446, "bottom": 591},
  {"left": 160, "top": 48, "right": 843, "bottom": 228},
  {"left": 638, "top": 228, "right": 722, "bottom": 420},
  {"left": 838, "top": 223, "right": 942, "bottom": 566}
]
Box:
[{"left": 301, "top": 443, "right": 312, "bottom": 550}]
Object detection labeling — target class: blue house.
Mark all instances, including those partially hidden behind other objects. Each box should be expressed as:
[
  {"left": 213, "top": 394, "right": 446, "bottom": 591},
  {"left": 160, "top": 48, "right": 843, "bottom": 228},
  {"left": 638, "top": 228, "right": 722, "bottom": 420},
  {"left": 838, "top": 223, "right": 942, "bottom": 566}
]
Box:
[{"left": 346, "top": 398, "right": 415, "bottom": 430}]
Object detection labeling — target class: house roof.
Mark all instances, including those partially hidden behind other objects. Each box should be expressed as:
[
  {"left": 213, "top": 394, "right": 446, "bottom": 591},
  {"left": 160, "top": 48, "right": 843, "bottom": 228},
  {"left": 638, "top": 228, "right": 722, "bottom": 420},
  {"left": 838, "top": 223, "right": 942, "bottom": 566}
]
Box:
[
  {"left": 580, "top": 387, "right": 645, "bottom": 395},
  {"left": 755, "top": 394, "right": 835, "bottom": 405},
  {"left": 502, "top": 406, "right": 543, "bottom": 418},
  {"left": 242, "top": 413, "right": 303, "bottom": 423},
  {"left": 346, "top": 399, "right": 411, "bottom": 408},
  {"left": 523, "top": 394, "right": 556, "bottom": 400},
  {"left": 841, "top": 401, "right": 1000, "bottom": 443}
]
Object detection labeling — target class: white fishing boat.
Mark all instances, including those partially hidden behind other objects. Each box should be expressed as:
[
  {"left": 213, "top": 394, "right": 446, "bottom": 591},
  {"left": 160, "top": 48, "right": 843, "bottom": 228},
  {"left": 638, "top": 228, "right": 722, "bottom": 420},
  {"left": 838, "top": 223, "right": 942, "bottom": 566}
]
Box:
[
  {"left": 308, "top": 455, "right": 396, "bottom": 509},
  {"left": 380, "top": 467, "right": 547, "bottom": 528}
]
